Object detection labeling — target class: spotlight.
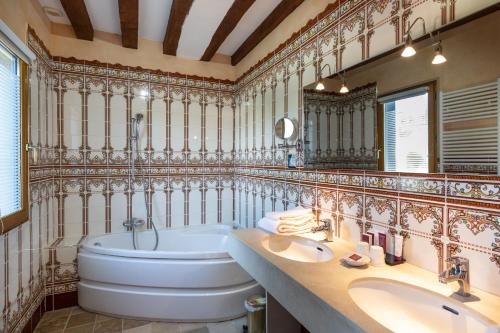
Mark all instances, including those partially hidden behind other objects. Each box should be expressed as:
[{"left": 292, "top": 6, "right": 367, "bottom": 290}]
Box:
[
  {"left": 315, "top": 80, "right": 325, "bottom": 91},
  {"left": 401, "top": 35, "right": 416, "bottom": 57},
  {"left": 431, "top": 41, "right": 447, "bottom": 65},
  {"left": 339, "top": 83, "right": 349, "bottom": 94}
]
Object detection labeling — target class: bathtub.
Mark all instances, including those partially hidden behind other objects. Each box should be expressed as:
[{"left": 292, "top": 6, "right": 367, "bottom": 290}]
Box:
[{"left": 77, "top": 224, "right": 262, "bottom": 322}]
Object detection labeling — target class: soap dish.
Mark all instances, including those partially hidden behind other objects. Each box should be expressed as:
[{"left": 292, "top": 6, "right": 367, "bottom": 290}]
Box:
[{"left": 342, "top": 253, "right": 371, "bottom": 267}]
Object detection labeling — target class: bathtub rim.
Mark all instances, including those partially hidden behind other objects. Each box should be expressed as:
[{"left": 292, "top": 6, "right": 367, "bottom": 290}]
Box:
[{"left": 80, "top": 224, "right": 233, "bottom": 259}]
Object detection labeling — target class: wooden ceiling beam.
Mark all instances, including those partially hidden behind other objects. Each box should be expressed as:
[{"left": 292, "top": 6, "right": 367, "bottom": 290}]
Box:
[
  {"left": 118, "top": 0, "right": 139, "bottom": 49},
  {"left": 231, "top": 0, "right": 304, "bottom": 65},
  {"left": 60, "top": 0, "right": 94, "bottom": 41},
  {"left": 200, "top": 0, "right": 256, "bottom": 62},
  {"left": 163, "top": 0, "right": 194, "bottom": 56}
]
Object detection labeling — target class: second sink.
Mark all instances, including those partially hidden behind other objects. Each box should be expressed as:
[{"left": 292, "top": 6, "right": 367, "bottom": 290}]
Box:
[
  {"left": 261, "top": 235, "right": 334, "bottom": 263},
  {"left": 348, "top": 278, "right": 499, "bottom": 333}
]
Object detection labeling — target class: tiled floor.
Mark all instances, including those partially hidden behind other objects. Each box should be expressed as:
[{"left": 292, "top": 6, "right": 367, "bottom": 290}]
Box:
[{"left": 34, "top": 307, "right": 247, "bottom": 333}]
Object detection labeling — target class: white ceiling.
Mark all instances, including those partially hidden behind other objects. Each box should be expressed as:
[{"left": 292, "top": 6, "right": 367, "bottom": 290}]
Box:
[{"left": 38, "top": 0, "right": 283, "bottom": 60}]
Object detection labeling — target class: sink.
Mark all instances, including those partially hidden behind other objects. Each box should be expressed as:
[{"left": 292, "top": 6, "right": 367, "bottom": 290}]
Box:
[
  {"left": 349, "top": 278, "right": 499, "bottom": 333},
  {"left": 261, "top": 235, "right": 334, "bottom": 263}
]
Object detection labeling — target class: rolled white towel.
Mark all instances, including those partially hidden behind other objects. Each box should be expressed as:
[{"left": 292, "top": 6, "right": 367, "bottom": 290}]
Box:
[
  {"left": 276, "top": 214, "right": 315, "bottom": 228},
  {"left": 265, "top": 206, "right": 312, "bottom": 220},
  {"left": 257, "top": 217, "right": 315, "bottom": 235}
]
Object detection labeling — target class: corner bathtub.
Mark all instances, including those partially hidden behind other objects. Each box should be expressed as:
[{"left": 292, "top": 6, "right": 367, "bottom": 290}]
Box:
[{"left": 78, "top": 224, "right": 262, "bottom": 322}]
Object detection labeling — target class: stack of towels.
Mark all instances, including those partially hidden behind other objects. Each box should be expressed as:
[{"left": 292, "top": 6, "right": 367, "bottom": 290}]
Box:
[{"left": 257, "top": 206, "right": 315, "bottom": 235}]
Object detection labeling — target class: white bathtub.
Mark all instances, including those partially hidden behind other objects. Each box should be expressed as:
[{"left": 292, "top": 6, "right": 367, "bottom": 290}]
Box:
[{"left": 77, "top": 224, "right": 262, "bottom": 322}]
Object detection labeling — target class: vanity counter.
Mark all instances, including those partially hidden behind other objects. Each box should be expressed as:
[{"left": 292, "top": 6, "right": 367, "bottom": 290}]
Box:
[{"left": 227, "top": 229, "right": 500, "bottom": 333}]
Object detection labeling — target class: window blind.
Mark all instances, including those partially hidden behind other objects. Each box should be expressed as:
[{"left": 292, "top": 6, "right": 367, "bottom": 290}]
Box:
[
  {"left": 0, "top": 43, "right": 21, "bottom": 218},
  {"left": 383, "top": 92, "right": 429, "bottom": 173}
]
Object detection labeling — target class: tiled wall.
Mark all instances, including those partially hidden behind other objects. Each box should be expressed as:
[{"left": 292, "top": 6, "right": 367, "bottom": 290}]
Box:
[
  {"left": 1, "top": 0, "right": 499, "bottom": 332},
  {"left": 235, "top": 168, "right": 500, "bottom": 296},
  {"left": 0, "top": 30, "right": 56, "bottom": 333},
  {"left": 46, "top": 56, "right": 237, "bottom": 299},
  {"left": 28, "top": 32, "right": 239, "bottom": 308},
  {"left": 232, "top": 0, "right": 499, "bottom": 297}
]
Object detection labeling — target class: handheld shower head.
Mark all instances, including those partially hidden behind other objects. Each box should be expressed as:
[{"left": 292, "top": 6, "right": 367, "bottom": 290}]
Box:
[{"left": 134, "top": 113, "right": 144, "bottom": 124}]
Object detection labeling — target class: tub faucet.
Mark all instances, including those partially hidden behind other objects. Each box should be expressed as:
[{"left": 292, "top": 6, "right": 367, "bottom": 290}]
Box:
[
  {"left": 123, "top": 217, "right": 145, "bottom": 229},
  {"left": 439, "top": 256, "right": 470, "bottom": 297}
]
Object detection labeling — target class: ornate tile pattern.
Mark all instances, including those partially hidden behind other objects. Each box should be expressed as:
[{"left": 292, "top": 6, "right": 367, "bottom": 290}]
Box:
[{"left": 3, "top": 1, "right": 500, "bottom": 332}]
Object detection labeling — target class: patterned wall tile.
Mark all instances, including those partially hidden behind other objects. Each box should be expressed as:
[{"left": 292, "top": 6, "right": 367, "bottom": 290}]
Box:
[
  {"left": 400, "top": 200, "right": 443, "bottom": 237},
  {"left": 338, "top": 191, "right": 363, "bottom": 218},
  {"left": 399, "top": 174, "right": 445, "bottom": 196},
  {"left": 447, "top": 175, "right": 500, "bottom": 203},
  {"left": 365, "top": 195, "right": 397, "bottom": 227},
  {"left": 5, "top": 2, "right": 500, "bottom": 331},
  {"left": 447, "top": 207, "right": 499, "bottom": 253}
]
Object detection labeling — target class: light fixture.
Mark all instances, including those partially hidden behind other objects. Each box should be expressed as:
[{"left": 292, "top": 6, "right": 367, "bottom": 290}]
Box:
[
  {"left": 401, "top": 17, "right": 426, "bottom": 58},
  {"left": 315, "top": 63, "right": 332, "bottom": 91},
  {"left": 339, "top": 83, "right": 349, "bottom": 94},
  {"left": 338, "top": 71, "right": 349, "bottom": 94},
  {"left": 315, "top": 81, "right": 325, "bottom": 91},
  {"left": 431, "top": 40, "right": 447, "bottom": 65},
  {"left": 401, "top": 35, "right": 416, "bottom": 58}
]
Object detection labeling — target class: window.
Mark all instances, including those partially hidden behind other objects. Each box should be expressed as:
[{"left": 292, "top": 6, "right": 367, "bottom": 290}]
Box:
[
  {"left": 378, "top": 83, "right": 436, "bottom": 173},
  {"left": 0, "top": 42, "right": 28, "bottom": 233}
]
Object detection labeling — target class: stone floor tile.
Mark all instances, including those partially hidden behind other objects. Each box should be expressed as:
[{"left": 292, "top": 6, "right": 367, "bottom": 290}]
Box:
[
  {"left": 41, "top": 308, "right": 72, "bottom": 322},
  {"left": 34, "top": 326, "right": 64, "bottom": 333},
  {"left": 123, "top": 319, "right": 151, "bottom": 330},
  {"left": 150, "top": 322, "right": 180, "bottom": 333},
  {"left": 93, "top": 318, "right": 123, "bottom": 333},
  {"left": 95, "top": 314, "right": 116, "bottom": 322},
  {"left": 70, "top": 307, "right": 87, "bottom": 315},
  {"left": 123, "top": 323, "right": 153, "bottom": 333},
  {"left": 66, "top": 312, "right": 96, "bottom": 328},
  {"left": 177, "top": 323, "right": 209, "bottom": 333},
  {"left": 207, "top": 321, "right": 241, "bottom": 333},
  {"left": 63, "top": 323, "right": 94, "bottom": 333},
  {"left": 35, "top": 315, "right": 68, "bottom": 333}
]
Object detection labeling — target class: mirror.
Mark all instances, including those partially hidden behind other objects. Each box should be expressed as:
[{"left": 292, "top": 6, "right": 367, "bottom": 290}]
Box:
[
  {"left": 302, "top": 13, "right": 499, "bottom": 174},
  {"left": 303, "top": 83, "right": 377, "bottom": 170},
  {"left": 275, "top": 117, "right": 296, "bottom": 140}
]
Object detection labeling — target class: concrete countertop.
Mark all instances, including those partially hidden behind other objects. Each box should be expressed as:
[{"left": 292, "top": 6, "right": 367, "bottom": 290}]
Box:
[{"left": 227, "top": 228, "right": 500, "bottom": 333}]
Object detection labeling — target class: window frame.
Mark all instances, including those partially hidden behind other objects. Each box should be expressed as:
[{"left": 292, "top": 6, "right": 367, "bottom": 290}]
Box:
[
  {"left": 377, "top": 81, "right": 437, "bottom": 173},
  {"left": 0, "top": 53, "right": 29, "bottom": 234}
]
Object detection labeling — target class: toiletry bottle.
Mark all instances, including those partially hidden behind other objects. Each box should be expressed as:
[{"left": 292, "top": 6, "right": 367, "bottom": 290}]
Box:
[
  {"left": 378, "top": 232, "right": 386, "bottom": 253},
  {"left": 394, "top": 234, "right": 403, "bottom": 261}
]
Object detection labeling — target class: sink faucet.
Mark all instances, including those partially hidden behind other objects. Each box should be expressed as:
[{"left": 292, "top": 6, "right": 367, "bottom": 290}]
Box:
[
  {"left": 439, "top": 256, "right": 470, "bottom": 297},
  {"left": 311, "top": 218, "right": 331, "bottom": 233}
]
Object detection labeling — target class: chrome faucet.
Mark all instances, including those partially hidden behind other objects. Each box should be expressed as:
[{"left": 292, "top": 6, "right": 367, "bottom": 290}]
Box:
[
  {"left": 439, "top": 256, "right": 470, "bottom": 297},
  {"left": 311, "top": 218, "right": 331, "bottom": 233},
  {"left": 123, "top": 217, "right": 145, "bottom": 229}
]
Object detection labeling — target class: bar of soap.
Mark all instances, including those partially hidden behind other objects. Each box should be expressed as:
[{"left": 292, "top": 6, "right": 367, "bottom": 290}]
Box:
[
  {"left": 349, "top": 254, "right": 362, "bottom": 261},
  {"left": 342, "top": 253, "right": 370, "bottom": 267}
]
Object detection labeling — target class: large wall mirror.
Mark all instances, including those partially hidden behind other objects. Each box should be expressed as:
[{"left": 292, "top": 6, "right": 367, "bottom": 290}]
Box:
[{"left": 302, "top": 13, "right": 499, "bottom": 174}]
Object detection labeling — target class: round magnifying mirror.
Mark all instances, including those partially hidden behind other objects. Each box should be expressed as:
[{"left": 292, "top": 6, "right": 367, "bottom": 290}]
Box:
[{"left": 275, "top": 117, "right": 295, "bottom": 140}]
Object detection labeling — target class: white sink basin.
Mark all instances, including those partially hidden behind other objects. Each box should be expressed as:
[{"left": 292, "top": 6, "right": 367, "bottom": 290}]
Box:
[
  {"left": 261, "top": 235, "right": 334, "bottom": 263},
  {"left": 349, "top": 278, "right": 499, "bottom": 333}
]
